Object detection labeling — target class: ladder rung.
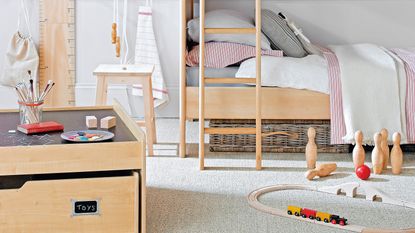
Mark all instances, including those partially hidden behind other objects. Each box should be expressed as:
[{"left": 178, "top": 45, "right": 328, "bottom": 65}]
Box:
[
  {"left": 205, "top": 127, "right": 256, "bottom": 135},
  {"left": 205, "top": 77, "right": 256, "bottom": 84},
  {"left": 204, "top": 28, "right": 256, "bottom": 34}
]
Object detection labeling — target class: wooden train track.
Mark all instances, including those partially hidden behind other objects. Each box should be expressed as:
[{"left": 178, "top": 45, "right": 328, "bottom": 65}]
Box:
[
  {"left": 247, "top": 183, "right": 415, "bottom": 233},
  {"left": 39, "top": 0, "right": 76, "bottom": 107}
]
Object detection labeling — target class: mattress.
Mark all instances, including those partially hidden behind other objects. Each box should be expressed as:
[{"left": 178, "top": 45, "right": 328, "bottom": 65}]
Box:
[
  {"left": 186, "top": 66, "right": 248, "bottom": 87},
  {"left": 186, "top": 54, "right": 330, "bottom": 94}
]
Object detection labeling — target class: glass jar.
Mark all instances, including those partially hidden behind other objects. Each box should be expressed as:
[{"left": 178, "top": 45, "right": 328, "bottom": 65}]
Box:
[{"left": 18, "top": 101, "right": 44, "bottom": 125}]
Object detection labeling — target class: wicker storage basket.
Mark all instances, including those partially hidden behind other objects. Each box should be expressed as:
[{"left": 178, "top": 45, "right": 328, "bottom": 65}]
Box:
[{"left": 209, "top": 119, "right": 350, "bottom": 153}]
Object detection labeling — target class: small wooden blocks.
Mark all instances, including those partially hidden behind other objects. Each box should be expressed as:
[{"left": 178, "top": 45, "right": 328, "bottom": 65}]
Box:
[
  {"left": 86, "top": 116, "right": 97, "bottom": 128},
  {"left": 101, "top": 116, "right": 116, "bottom": 129}
]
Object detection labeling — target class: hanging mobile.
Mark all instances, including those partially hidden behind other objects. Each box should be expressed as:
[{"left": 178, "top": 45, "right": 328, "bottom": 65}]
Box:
[
  {"left": 112, "top": 0, "right": 117, "bottom": 44},
  {"left": 113, "top": 0, "right": 121, "bottom": 57}
]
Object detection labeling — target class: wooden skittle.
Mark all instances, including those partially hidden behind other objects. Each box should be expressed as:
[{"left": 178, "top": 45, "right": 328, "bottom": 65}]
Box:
[
  {"left": 305, "top": 127, "right": 317, "bottom": 169},
  {"left": 391, "top": 132, "right": 403, "bottom": 175},
  {"left": 305, "top": 163, "right": 337, "bottom": 180},
  {"left": 380, "top": 128, "right": 390, "bottom": 170},
  {"left": 371, "top": 133, "right": 384, "bottom": 174},
  {"left": 352, "top": 130, "right": 365, "bottom": 169}
]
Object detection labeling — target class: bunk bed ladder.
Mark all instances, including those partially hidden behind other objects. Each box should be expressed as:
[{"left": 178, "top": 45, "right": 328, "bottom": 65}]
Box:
[{"left": 199, "top": 0, "right": 263, "bottom": 170}]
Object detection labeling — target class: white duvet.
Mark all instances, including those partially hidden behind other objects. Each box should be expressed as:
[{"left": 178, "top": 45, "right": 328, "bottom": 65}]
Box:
[
  {"left": 236, "top": 44, "right": 408, "bottom": 144},
  {"left": 329, "top": 44, "right": 406, "bottom": 144},
  {"left": 236, "top": 55, "right": 329, "bottom": 94}
]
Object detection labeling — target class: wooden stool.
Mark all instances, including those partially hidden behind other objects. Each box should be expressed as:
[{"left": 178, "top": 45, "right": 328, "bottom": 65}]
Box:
[{"left": 93, "top": 64, "right": 156, "bottom": 156}]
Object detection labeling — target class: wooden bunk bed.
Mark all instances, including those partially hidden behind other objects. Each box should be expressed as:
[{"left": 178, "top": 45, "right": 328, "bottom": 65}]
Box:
[{"left": 179, "top": 0, "right": 330, "bottom": 170}]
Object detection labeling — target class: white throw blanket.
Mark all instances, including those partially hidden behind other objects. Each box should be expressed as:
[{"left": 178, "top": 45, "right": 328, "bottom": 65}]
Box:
[{"left": 328, "top": 44, "right": 406, "bottom": 144}]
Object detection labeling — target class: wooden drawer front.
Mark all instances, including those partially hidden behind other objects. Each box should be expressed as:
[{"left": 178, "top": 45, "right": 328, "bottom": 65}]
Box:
[{"left": 0, "top": 175, "right": 139, "bottom": 233}]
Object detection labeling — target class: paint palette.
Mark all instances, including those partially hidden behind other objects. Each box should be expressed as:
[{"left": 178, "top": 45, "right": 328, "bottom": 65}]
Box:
[{"left": 61, "top": 130, "right": 114, "bottom": 143}]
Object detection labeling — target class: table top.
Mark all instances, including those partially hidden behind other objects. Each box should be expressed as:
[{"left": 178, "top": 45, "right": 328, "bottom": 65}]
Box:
[
  {"left": 0, "top": 109, "right": 135, "bottom": 147},
  {"left": 93, "top": 64, "right": 154, "bottom": 76},
  {"left": 0, "top": 104, "right": 146, "bottom": 176}
]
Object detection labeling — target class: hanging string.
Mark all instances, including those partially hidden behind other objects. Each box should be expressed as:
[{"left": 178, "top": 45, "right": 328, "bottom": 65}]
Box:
[
  {"left": 121, "top": 0, "right": 129, "bottom": 64},
  {"left": 18, "top": 0, "right": 32, "bottom": 37}
]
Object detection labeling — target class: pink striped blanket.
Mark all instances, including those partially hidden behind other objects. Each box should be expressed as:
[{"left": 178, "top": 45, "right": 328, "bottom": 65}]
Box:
[
  {"left": 186, "top": 42, "right": 283, "bottom": 68},
  {"left": 324, "top": 47, "right": 415, "bottom": 144}
]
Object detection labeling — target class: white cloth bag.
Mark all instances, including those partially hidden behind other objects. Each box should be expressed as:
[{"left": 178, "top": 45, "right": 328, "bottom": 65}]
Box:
[
  {"left": 132, "top": 3, "right": 169, "bottom": 107},
  {"left": 1, "top": 0, "right": 39, "bottom": 87}
]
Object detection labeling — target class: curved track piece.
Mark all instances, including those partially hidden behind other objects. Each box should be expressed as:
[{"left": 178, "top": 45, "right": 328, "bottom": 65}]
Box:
[{"left": 247, "top": 184, "right": 415, "bottom": 233}]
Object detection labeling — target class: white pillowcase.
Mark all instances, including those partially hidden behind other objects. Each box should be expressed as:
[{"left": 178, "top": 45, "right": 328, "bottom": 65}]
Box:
[
  {"left": 235, "top": 55, "right": 329, "bottom": 94},
  {"left": 188, "top": 10, "right": 271, "bottom": 50}
]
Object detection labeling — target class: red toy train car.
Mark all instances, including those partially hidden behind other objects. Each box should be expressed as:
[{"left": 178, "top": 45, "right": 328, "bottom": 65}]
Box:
[{"left": 287, "top": 206, "right": 347, "bottom": 226}]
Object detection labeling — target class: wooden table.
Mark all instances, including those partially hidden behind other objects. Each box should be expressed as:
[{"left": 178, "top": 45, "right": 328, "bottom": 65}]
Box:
[
  {"left": 0, "top": 102, "right": 146, "bottom": 233},
  {"left": 94, "top": 64, "right": 156, "bottom": 156}
]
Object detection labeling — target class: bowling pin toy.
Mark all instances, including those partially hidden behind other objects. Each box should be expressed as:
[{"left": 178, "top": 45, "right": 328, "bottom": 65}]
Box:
[
  {"left": 352, "top": 130, "right": 365, "bottom": 169},
  {"left": 305, "top": 163, "right": 337, "bottom": 180},
  {"left": 305, "top": 127, "right": 317, "bottom": 169},
  {"left": 372, "top": 133, "right": 384, "bottom": 174},
  {"left": 380, "top": 128, "right": 390, "bottom": 170},
  {"left": 391, "top": 132, "right": 403, "bottom": 175}
]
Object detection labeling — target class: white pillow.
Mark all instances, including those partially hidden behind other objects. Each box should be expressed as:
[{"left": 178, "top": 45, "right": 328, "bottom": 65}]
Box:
[
  {"left": 235, "top": 55, "right": 329, "bottom": 94},
  {"left": 188, "top": 10, "right": 271, "bottom": 50}
]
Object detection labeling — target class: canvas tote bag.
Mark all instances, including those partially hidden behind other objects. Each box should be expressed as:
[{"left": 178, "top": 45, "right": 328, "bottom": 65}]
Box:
[{"left": 1, "top": 0, "right": 39, "bottom": 87}]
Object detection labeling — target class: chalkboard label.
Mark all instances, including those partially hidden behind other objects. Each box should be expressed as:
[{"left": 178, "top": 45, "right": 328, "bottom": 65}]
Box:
[{"left": 72, "top": 200, "right": 100, "bottom": 216}]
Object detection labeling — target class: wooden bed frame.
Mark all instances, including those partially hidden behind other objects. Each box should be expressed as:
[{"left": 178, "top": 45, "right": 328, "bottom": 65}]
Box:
[{"left": 179, "top": 0, "right": 330, "bottom": 165}]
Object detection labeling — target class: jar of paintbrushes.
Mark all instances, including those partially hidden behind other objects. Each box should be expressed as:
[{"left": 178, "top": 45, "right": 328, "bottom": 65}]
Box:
[{"left": 15, "top": 71, "right": 55, "bottom": 125}]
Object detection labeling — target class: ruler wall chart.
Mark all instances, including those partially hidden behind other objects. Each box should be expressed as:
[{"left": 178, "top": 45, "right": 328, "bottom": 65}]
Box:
[{"left": 39, "top": 0, "right": 76, "bottom": 106}]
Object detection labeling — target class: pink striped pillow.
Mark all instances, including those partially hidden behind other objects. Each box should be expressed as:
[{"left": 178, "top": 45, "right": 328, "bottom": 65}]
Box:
[{"left": 186, "top": 42, "right": 283, "bottom": 68}]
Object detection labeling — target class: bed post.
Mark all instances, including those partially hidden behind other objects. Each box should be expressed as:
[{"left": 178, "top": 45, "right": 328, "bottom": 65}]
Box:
[
  {"left": 179, "top": 0, "right": 189, "bottom": 158},
  {"left": 255, "top": 0, "right": 262, "bottom": 170}
]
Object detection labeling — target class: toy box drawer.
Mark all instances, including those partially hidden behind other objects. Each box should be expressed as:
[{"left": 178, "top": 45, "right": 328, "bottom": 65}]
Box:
[{"left": 0, "top": 173, "right": 139, "bottom": 233}]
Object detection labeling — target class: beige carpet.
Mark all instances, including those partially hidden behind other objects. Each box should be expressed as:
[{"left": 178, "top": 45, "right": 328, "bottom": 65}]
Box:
[{"left": 146, "top": 119, "right": 415, "bottom": 233}]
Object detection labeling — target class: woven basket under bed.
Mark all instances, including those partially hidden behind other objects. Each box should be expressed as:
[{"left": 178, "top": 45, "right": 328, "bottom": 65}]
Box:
[{"left": 209, "top": 119, "right": 351, "bottom": 153}]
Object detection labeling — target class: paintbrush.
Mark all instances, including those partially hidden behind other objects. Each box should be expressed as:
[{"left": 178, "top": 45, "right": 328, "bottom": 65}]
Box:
[
  {"left": 39, "top": 81, "right": 55, "bottom": 101},
  {"left": 28, "top": 70, "right": 34, "bottom": 101}
]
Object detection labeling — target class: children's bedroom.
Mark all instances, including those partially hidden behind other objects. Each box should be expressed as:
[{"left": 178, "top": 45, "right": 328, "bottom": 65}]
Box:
[{"left": 0, "top": 0, "right": 414, "bottom": 232}]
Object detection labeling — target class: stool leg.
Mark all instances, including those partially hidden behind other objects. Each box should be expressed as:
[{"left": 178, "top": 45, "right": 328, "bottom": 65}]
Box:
[
  {"left": 95, "top": 76, "right": 108, "bottom": 105},
  {"left": 143, "top": 77, "right": 156, "bottom": 156}
]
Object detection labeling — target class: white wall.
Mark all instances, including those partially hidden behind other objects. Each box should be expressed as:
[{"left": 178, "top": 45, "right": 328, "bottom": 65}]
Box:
[{"left": 1, "top": 0, "right": 415, "bottom": 116}]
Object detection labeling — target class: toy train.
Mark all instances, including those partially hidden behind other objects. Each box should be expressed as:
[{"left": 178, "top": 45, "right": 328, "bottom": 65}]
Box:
[{"left": 287, "top": 206, "right": 348, "bottom": 226}]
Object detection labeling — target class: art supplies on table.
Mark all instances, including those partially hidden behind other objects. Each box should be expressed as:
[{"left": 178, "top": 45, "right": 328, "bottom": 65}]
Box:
[
  {"left": 14, "top": 71, "right": 55, "bottom": 124},
  {"left": 17, "top": 121, "right": 64, "bottom": 135},
  {"left": 61, "top": 130, "right": 115, "bottom": 143}
]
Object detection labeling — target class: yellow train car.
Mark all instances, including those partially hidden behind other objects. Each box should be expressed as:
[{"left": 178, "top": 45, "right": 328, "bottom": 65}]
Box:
[
  {"left": 287, "top": 206, "right": 302, "bottom": 216},
  {"left": 316, "top": 212, "right": 331, "bottom": 223}
]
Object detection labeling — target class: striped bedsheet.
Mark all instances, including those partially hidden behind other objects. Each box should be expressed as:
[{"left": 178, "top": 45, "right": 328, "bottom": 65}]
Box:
[
  {"left": 324, "top": 47, "right": 415, "bottom": 144},
  {"left": 186, "top": 42, "right": 283, "bottom": 68},
  {"left": 391, "top": 49, "right": 415, "bottom": 143}
]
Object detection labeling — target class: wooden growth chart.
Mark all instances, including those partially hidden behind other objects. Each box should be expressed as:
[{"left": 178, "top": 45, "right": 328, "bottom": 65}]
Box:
[{"left": 39, "top": 0, "right": 76, "bottom": 107}]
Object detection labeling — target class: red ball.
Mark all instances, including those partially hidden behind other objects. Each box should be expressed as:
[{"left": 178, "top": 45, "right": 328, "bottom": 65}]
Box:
[{"left": 356, "top": 165, "right": 371, "bottom": 180}]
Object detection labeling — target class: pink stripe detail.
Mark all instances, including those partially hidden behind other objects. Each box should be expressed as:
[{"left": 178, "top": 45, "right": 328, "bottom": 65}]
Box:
[
  {"left": 391, "top": 48, "right": 415, "bottom": 143},
  {"left": 186, "top": 42, "right": 283, "bottom": 68},
  {"left": 319, "top": 46, "right": 347, "bottom": 144},
  {"left": 139, "top": 12, "right": 152, "bottom": 16}
]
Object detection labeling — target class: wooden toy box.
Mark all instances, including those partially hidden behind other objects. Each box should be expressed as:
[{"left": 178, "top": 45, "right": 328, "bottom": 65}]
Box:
[{"left": 0, "top": 103, "right": 146, "bottom": 233}]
